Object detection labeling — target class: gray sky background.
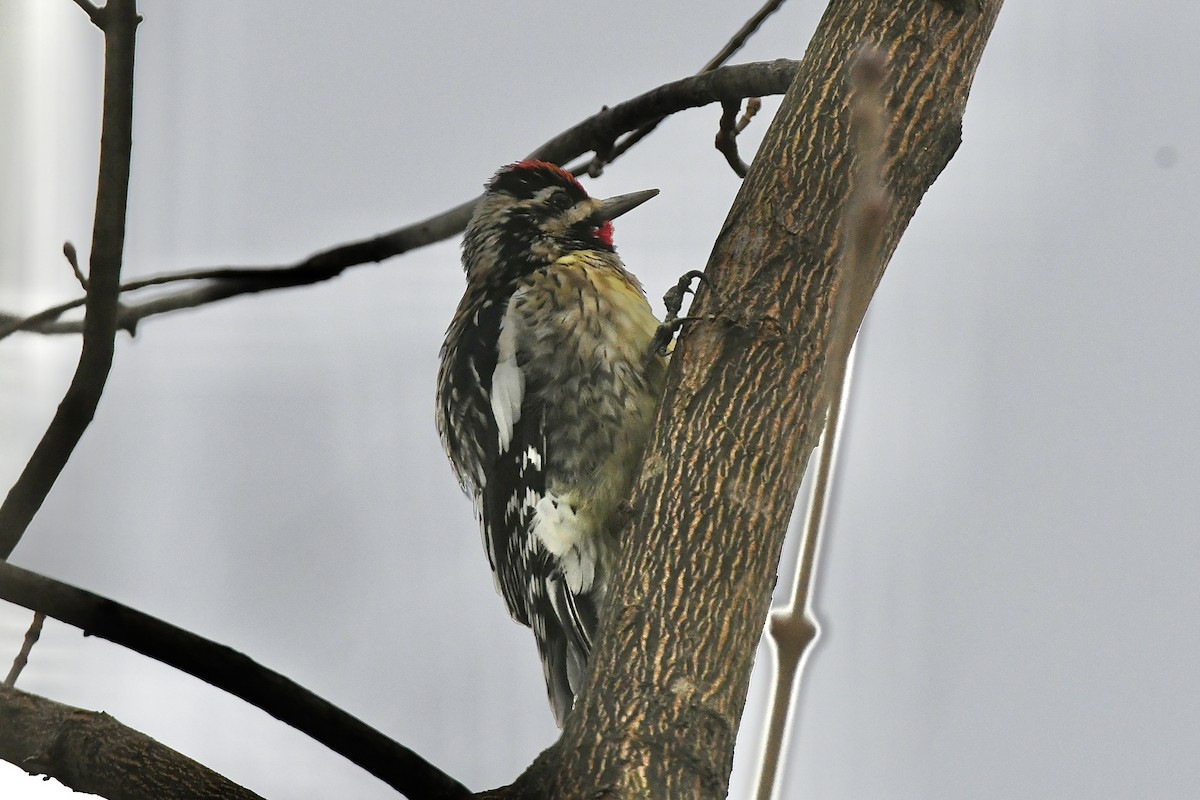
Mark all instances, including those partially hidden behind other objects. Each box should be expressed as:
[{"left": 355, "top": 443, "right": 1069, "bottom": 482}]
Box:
[{"left": 2, "top": 1, "right": 1199, "bottom": 798}]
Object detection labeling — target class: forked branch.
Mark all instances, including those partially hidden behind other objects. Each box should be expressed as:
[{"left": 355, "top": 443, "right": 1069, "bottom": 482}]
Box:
[{"left": 585, "top": 0, "right": 789, "bottom": 176}]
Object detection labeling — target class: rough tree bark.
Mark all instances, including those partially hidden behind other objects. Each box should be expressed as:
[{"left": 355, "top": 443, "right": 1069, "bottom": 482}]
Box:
[
  {"left": 0, "top": 0, "right": 1001, "bottom": 797},
  {"left": 495, "top": 1, "right": 1002, "bottom": 797},
  {"left": 0, "top": 686, "right": 264, "bottom": 800}
]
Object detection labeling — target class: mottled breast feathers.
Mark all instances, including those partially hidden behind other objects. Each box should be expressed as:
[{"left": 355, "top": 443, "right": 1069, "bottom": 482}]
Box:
[
  {"left": 437, "top": 248, "right": 665, "bottom": 724},
  {"left": 437, "top": 160, "right": 665, "bottom": 726}
]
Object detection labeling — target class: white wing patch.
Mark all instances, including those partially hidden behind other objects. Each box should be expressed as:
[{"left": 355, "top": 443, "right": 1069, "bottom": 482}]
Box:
[
  {"left": 531, "top": 494, "right": 578, "bottom": 555},
  {"left": 531, "top": 494, "right": 595, "bottom": 594},
  {"left": 490, "top": 309, "right": 524, "bottom": 453}
]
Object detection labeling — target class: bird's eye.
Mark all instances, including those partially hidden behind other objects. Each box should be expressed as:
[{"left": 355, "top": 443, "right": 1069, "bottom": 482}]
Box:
[{"left": 550, "top": 190, "right": 573, "bottom": 211}]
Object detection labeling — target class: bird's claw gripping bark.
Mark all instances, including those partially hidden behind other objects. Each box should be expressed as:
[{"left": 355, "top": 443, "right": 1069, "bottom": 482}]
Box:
[
  {"left": 663, "top": 270, "right": 707, "bottom": 321},
  {"left": 650, "top": 270, "right": 707, "bottom": 358}
]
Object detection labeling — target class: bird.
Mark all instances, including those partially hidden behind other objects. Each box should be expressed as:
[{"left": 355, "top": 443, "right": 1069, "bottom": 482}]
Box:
[{"left": 436, "top": 160, "right": 666, "bottom": 725}]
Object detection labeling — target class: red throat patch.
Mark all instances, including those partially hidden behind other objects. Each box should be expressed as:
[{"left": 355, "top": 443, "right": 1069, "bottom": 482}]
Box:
[{"left": 595, "top": 220, "right": 614, "bottom": 247}]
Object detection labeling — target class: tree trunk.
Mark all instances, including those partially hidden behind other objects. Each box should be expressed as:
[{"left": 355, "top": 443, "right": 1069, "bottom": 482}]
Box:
[{"left": 494, "top": 1, "right": 1003, "bottom": 797}]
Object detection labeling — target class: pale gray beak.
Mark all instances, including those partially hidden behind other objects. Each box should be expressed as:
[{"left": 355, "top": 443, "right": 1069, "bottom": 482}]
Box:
[{"left": 597, "top": 188, "right": 659, "bottom": 221}]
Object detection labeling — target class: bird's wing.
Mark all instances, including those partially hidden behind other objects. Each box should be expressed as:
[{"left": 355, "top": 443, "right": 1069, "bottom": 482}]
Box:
[
  {"left": 480, "top": 405, "right": 543, "bottom": 628},
  {"left": 478, "top": 281, "right": 603, "bottom": 724}
]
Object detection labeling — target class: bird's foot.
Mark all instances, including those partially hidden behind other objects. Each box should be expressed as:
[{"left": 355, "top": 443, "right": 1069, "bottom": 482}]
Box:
[{"left": 650, "top": 270, "right": 707, "bottom": 358}]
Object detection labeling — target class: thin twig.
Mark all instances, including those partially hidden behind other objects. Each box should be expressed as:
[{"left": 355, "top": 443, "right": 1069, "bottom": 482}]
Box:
[
  {"left": 0, "top": 299, "right": 89, "bottom": 339},
  {"left": 753, "top": 45, "right": 890, "bottom": 800},
  {"left": 715, "top": 100, "right": 751, "bottom": 177},
  {"left": 0, "top": 60, "right": 798, "bottom": 342},
  {"left": 714, "top": 96, "right": 763, "bottom": 177},
  {"left": 63, "top": 242, "right": 87, "bottom": 290},
  {"left": 0, "top": 0, "right": 140, "bottom": 560},
  {"left": 701, "top": 0, "right": 790, "bottom": 72},
  {"left": 3, "top": 612, "right": 45, "bottom": 687},
  {"left": 738, "top": 97, "right": 763, "bottom": 132},
  {"left": 63, "top": 240, "right": 139, "bottom": 329},
  {"left": 0, "top": 561, "right": 471, "bottom": 799},
  {"left": 581, "top": 0, "right": 788, "bottom": 176}
]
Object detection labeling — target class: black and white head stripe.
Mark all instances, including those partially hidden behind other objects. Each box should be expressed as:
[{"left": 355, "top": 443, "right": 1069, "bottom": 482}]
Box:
[{"left": 488, "top": 160, "right": 588, "bottom": 202}]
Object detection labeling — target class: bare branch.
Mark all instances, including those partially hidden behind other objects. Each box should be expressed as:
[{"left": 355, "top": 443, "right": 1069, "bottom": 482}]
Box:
[
  {"left": 0, "top": 60, "right": 797, "bottom": 341},
  {"left": 0, "top": 300, "right": 89, "bottom": 339},
  {"left": 69, "top": 0, "right": 102, "bottom": 26},
  {"left": 700, "top": 0, "right": 790, "bottom": 73},
  {"left": 0, "top": 0, "right": 140, "bottom": 560},
  {"left": 526, "top": 60, "right": 796, "bottom": 164},
  {"left": 586, "top": 0, "right": 790, "bottom": 175},
  {"left": 3, "top": 612, "right": 44, "bottom": 687},
  {"left": 715, "top": 100, "right": 751, "bottom": 177},
  {"left": 715, "top": 97, "right": 762, "bottom": 178},
  {"left": 0, "top": 562, "right": 470, "bottom": 800},
  {"left": 0, "top": 684, "right": 266, "bottom": 800}
]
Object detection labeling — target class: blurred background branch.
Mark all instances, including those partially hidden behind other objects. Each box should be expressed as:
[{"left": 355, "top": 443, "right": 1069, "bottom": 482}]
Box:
[{"left": 0, "top": 0, "right": 139, "bottom": 560}]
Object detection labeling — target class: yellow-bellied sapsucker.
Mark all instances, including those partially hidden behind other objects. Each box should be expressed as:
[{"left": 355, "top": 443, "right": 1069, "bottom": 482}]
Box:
[{"left": 437, "top": 161, "right": 665, "bottom": 725}]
